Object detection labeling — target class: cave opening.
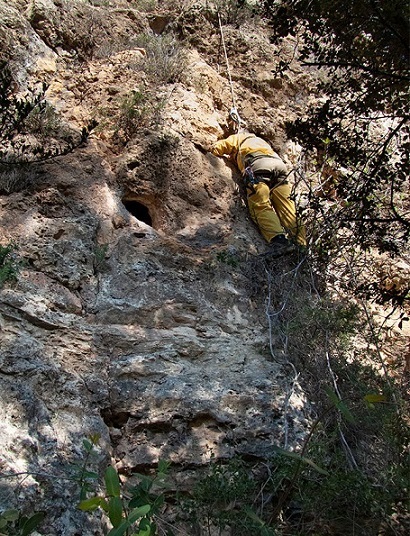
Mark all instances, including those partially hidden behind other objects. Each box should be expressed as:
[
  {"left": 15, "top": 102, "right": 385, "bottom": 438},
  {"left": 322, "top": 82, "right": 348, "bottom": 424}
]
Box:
[{"left": 122, "top": 199, "right": 153, "bottom": 227}]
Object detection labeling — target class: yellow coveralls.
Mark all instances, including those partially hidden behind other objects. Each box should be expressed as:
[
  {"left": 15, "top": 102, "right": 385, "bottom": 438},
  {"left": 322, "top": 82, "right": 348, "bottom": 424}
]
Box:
[{"left": 211, "top": 133, "right": 306, "bottom": 246}]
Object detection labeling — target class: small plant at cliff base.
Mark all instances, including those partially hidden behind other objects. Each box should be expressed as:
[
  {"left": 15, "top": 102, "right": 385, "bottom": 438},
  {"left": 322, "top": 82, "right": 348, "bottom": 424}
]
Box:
[
  {"left": 0, "top": 509, "right": 45, "bottom": 536},
  {"left": 257, "top": 255, "right": 410, "bottom": 534},
  {"left": 183, "top": 457, "right": 275, "bottom": 536},
  {"left": 266, "top": 388, "right": 410, "bottom": 535},
  {"left": 71, "top": 435, "right": 102, "bottom": 501},
  {"left": 0, "top": 242, "right": 21, "bottom": 288},
  {"left": 78, "top": 457, "right": 171, "bottom": 535},
  {"left": 117, "top": 89, "right": 149, "bottom": 141},
  {"left": 0, "top": 164, "right": 37, "bottom": 195},
  {"left": 216, "top": 248, "right": 240, "bottom": 268}
]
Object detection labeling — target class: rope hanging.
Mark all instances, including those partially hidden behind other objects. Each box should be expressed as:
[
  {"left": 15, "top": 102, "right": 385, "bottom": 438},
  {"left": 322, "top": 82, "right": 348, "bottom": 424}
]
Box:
[{"left": 217, "top": 13, "right": 246, "bottom": 132}]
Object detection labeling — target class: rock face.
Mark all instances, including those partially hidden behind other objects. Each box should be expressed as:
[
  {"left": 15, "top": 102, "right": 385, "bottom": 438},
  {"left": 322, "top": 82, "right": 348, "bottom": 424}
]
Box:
[{"left": 0, "top": 1, "right": 313, "bottom": 533}]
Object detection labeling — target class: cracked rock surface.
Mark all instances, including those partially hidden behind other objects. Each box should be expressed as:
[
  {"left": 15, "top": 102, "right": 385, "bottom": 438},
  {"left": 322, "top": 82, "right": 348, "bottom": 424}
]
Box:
[{"left": 0, "top": 1, "right": 314, "bottom": 533}]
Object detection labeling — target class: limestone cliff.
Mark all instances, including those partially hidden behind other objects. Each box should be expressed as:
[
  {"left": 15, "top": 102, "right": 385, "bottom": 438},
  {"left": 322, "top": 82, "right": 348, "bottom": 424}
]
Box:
[
  {"left": 1, "top": 1, "right": 408, "bottom": 535},
  {"left": 0, "top": 2, "right": 318, "bottom": 532}
]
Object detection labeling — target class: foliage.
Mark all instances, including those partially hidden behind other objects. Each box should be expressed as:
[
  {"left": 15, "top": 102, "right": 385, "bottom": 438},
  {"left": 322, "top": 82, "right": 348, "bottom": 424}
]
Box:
[
  {"left": 184, "top": 456, "right": 275, "bottom": 536},
  {"left": 0, "top": 62, "right": 46, "bottom": 151},
  {"left": 0, "top": 163, "right": 37, "bottom": 195},
  {"left": 98, "top": 88, "right": 167, "bottom": 143},
  {"left": 202, "top": 0, "right": 261, "bottom": 26},
  {"left": 0, "top": 62, "right": 95, "bottom": 172},
  {"left": 264, "top": 0, "right": 410, "bottom": 257},
  {"left": 93, "top": 244, "right": 109, "bottom": 273},
  {"left": 78, "top": 437, "right": 171, "bottom": 536},
  {"left": 0, "top": 510, "right": 44, "bottom": 536},
  {"left": 23, "top": 102, "right": 65, "bottom": 139},
  {"left": 0, "top": 242, "right": 22, "bottom": 288},
  {"left": 117, "top": 90, "right": 152, "bottom": 140},
  {"left": 243, "top": 245, "right": 410, "bottom": 534},
  {"left": 283, "top": 298, "right": 360, "bottom": 346},
  {"left": 132, "top": 33, "right": 188, "bottom": 85},
  {"left": 71, "top": 434, "right": 102, "bottom": 501},
  {"left": 267, "top": 396, "right": 409, "bottom": 535},
  {"left": 215, "top": 248, "right": 240, "bottom": 267}
]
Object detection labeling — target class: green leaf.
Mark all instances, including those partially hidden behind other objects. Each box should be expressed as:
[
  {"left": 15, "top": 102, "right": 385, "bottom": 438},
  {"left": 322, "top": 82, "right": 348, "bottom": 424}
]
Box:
[
  {"left": 135, "top": 527, "right": 151, "bottom": 536},
  {"left": 325, "top": 387, "right": 355, "bottom": 423},
  {"left": 18, "top": 516, "right": 28, "bottom": 528},
  {"left": 90, "top": 432, "right": 101, "bottom": 445},
  {"left": 79, "top": 485, "right": 89, "bottom": 501},
  {"left": 157, "top": 460, "right": 170, "bottom": 474},
  {"left": 105, "top": 466, "right": 121, "bottom": 497},
  {"left": 128, "top": 490, "right": 151, "bottom": 509},
  {"left": 0, "top": 519, "right": 7, "bottom": 529},
  {"left": 78, "top": 496, "right": 104, "bottom": 511},
  {"left": 364, "top": 393, "right": 387, "bottom": 404},
  {"left": 138, "top": 517, "right": 150, "bottom": 531},
  {"left": 132, "top": 476, "right": 153, "bottom": 493},
  {"left": 83, "top": 439, "right": 93, "bottom": 452},
  {"left": 128, "top": 504, "right": 151, "bottom": 524},
  {"left": 21, "top": 512, "right": 45, "bottom": 536},
  {"left": 100, "top": 498, "right": 110, "bottom": 513},
  {"left": 82, "top": 470, "right": 99, "bottom": 480},
  {"left": 273, "top": 446, "right": 329, "bottom": 475},
  {"left": 1, "top": 510, "right": 19, "bottom": 522},
  {"left": 107, "top": 520, "right": 130, "bottom": 536},
  {"left": 243, "top": 506, "right": 266, "bottom": 526},
  {"left": 108, "top": 496, "right": 123, "bottom": 528}
]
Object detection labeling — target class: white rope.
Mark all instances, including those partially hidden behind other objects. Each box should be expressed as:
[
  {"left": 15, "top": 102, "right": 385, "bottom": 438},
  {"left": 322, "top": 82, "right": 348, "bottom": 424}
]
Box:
[
  {"left": 217, "top": 13, "right": 246, "bottom": 132},
  {"left": 218, "top": 12, "right": 236, "bottom": 110}
]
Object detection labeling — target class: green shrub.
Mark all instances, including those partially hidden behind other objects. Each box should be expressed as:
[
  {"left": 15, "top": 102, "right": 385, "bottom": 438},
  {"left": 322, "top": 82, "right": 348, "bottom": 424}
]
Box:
[
  {"left": 206, "top": 0, "right": 260, "bottom": 26},
  {"left": 118, "top": 89, "right": 150, "bottom": 139},
  {"left": 216, "top": 249, "right": 240, "bottom": 268},
  {"left": 0, "top": 509, "right": 44, "bottom": 536},
  {"left": 0, "top": 62, "right": 94, "bottom": 166},
  {"left": 133, "top": 33, "right": 188, "bottom": 84},
  {"left": 183, "top": 457, "right": 275, "bottom": 535},
  {"left": 0, "top": 242, "right": 21, "bottom": 288},
  {"left": 0, "top": 165, "right": 36, "bottom": 194},
  {"left": 23, "top": 101, "right": 67, "bottom": 140},
  {"left": 78, "top": 437, "right": 170, "bottom": 535}
]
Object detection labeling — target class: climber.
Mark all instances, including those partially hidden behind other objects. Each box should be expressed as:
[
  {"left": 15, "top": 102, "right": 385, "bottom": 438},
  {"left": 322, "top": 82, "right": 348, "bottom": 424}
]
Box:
[{"left": 211, "top": 121, "right": 306, "bottom": 255}]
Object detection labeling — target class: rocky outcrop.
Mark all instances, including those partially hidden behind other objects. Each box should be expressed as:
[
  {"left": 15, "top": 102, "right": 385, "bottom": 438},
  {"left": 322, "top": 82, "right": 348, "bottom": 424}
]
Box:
[{"left": 0, "top": 1, "right": 315, "bottom": 534}]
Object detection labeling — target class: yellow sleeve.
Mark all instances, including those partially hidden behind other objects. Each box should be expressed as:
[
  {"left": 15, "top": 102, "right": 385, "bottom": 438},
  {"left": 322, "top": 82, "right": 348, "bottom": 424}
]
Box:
[{"left": 211, "top": 135, "right": 239, "bottom": 157}]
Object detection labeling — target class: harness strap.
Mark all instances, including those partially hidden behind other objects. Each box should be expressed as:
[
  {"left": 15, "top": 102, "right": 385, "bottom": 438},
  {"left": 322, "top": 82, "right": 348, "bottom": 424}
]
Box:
[
  {"left": 236, "top": 134, "right": 255, "bottom": 168},
  {"left": 244, "top": 153, "right": 278, "bottom": 168}
]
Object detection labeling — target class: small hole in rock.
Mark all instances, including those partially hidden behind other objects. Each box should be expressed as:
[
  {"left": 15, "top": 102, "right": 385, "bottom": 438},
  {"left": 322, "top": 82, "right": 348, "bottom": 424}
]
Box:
[{"left": 123, "top": 199, "right": 153, "bottom": 227}]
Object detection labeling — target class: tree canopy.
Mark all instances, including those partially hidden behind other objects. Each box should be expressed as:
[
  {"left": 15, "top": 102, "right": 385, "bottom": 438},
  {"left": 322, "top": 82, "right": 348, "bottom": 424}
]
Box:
[{"left": 264, "top": 0, "right": 410, "bottom": 260}]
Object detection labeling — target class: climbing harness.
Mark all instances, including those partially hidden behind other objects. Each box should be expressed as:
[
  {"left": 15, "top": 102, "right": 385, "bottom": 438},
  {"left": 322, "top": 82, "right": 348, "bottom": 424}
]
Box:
[
  {"left": 243, "top": 165, "right": 259, "bottom": 193},
  {"left": 217, "top": 13, "right": 246, "bottom": 132}
]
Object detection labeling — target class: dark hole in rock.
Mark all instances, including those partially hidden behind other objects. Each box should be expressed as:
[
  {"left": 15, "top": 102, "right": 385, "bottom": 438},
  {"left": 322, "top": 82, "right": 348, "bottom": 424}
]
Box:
[
  {"left": 101, "top": 408, "right": 130, "bottom": 428},
  {"left": 148, "top": 15, "right": 169, "bottom": 35},
  {"left": 122, "top": 199, "right": 153, "bottom": 227},
  {"left": 127, "top": 161, "right": 140, "bottom": 170}
]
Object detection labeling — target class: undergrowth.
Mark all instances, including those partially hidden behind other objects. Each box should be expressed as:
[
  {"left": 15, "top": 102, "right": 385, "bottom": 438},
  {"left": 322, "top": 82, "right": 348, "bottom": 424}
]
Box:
[
  {"left": 1, "top": 250, "right": 408, "bottom": 533},
  {"left": 0, "top": 242, "right": 21, "bottom": 287}
]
